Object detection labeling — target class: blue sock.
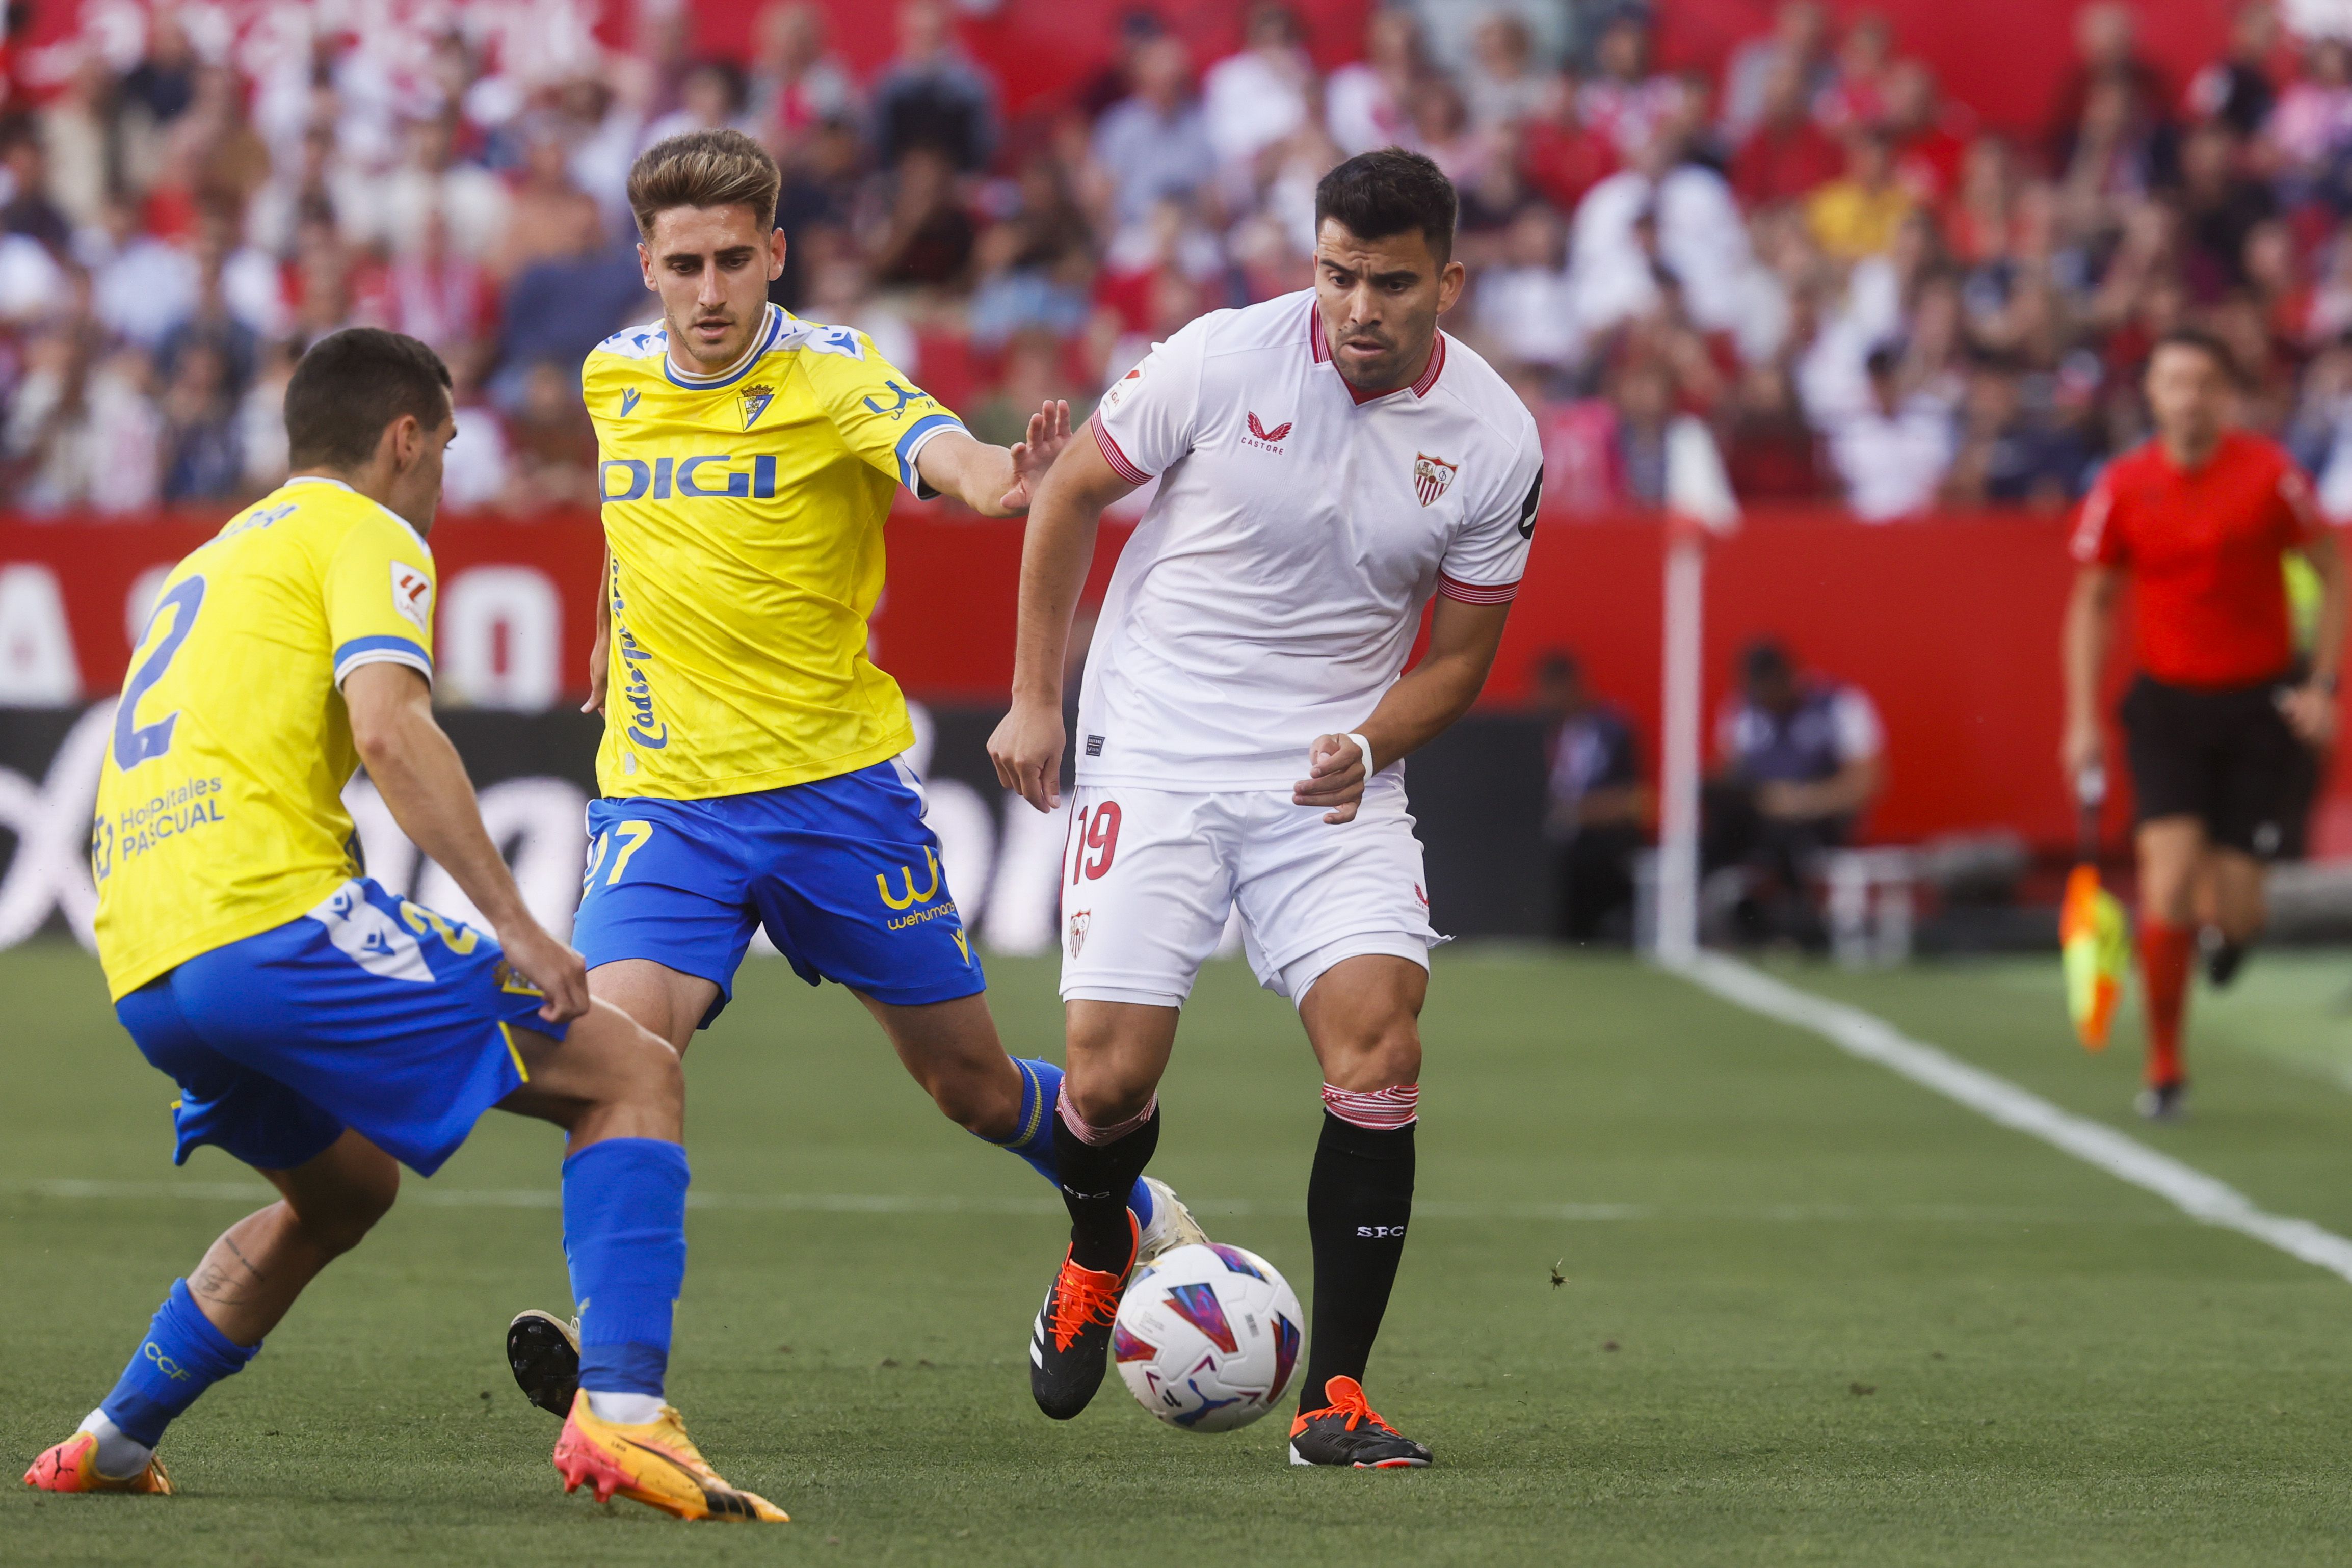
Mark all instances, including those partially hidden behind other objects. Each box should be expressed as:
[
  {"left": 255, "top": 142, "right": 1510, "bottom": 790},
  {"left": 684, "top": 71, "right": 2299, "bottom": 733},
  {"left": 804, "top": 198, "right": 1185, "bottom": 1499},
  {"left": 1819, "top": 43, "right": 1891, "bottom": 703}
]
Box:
[
  {"left": 985, "top": 1059, "right": 1153, "bottom": 1230},
  {"left": 99, "top": 1279, "right": 261, "bottom": 1447},
  {"left": 562, "top": 1138, "right": 689, "bottom": 1398}
]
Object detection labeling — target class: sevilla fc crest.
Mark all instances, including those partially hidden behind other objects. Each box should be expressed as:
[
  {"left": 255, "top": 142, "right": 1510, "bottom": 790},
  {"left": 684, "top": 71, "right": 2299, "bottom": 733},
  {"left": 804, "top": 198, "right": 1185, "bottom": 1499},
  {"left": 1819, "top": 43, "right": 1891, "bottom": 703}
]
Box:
[
  {"left": 1413, "top": 452, "right": 1458, "bottom": 507},
  {"left": 1068, "top": 910, "right": 1092, "bottom": 958}
]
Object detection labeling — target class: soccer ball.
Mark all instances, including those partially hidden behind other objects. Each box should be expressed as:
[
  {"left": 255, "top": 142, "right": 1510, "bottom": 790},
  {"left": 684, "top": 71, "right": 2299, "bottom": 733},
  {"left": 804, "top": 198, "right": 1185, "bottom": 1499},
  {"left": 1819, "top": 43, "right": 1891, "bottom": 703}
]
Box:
[{"left": 1113, "top": 1242, "right": 1304, "bottom": 1432}]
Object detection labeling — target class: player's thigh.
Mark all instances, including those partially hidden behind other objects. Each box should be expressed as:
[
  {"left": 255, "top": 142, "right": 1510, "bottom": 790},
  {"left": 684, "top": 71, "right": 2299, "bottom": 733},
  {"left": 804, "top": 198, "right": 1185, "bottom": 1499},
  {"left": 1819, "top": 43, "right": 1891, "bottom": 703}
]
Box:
[
  {"left": 168, "top": 878, "right": 557, "bottom": 1177},
  {"left": 1229, "top": 784, "right": 1438, "bottom": 1006},
  {"left": 1059, "top": 786, "right": 1234, "bottom": 1009},
  {"left": 588, "top": 958, "right": 722, "bottom": 1054},
  {"left": 1298, "top": 955, "right": 1429, "bottom": 1092},
  {"left": 2135, "top": 816, "right": 2209, "bottom": 917},
  {"left": 260, "top": 1128, "right": 402, "bottom": 1251},
  {"left": 496, "top": 996, "right": 682, "bottom": 1140},
  {"left": 750, "top": 762, "right": 988, "bottom": 1009},
  {"left": 1064, "top": 998, "right": 1182, "bottom": 1123},
  {"left": 573, "top": 799, "right": 759, "bottom": 1032}
]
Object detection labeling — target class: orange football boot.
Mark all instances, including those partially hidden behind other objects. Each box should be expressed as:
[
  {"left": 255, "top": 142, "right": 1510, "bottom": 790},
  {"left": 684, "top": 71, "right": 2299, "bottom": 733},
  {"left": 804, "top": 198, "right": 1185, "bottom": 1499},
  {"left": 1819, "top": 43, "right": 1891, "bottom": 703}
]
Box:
[
  {"left": 23, "top": 1431, "right": 174, "bottom": 1495},
  {"left": 551, "top": 1391, "right": 786, "bottom": 1522}
]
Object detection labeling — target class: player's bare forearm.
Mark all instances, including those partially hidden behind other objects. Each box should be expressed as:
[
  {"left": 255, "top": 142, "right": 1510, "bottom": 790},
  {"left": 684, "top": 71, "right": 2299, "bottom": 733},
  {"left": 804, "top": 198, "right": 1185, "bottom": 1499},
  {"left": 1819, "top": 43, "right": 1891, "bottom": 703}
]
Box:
[
  {"left": 344, "top": 664, "right": 588, "bottom": 1020},
  {"left": 915, "top": 402, "right": 1073, "bottom": 518},
  {"left": 988, "top": 431, "right": 1138, "bottom": 810},
  {"left": 1297, "top": 597, "right": 1512, "bottom": 823},
  {"left": 2060, "top": 565, "right": 2120, "bottom": 777}
]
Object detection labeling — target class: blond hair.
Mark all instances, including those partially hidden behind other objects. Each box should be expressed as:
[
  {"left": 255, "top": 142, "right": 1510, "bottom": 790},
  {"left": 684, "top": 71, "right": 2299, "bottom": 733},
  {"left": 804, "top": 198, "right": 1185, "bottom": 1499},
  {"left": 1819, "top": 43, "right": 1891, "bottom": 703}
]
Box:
[{"left": 626, "top": 128, "right": 781, "bottom": 238}]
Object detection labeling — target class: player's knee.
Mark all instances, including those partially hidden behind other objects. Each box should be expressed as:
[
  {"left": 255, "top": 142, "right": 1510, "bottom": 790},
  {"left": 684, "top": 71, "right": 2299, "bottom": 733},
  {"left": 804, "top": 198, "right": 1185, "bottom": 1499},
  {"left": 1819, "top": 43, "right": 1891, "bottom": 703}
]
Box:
[
  {"left": 289, "top": 1166, "right": 398, "bottom": 1256},
  {"left": 1063, "top": 1065, "right": 1155, "bottom": 1129},
  {"left": 1327, "top": 1015, "right": 1421, "bottom": 1092}
]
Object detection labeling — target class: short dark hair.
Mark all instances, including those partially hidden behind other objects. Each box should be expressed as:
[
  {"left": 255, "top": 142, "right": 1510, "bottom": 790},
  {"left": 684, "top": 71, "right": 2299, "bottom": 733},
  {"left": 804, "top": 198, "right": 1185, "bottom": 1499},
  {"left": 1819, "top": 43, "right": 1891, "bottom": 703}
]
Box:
[
  {"left": 2148, "top": 326, "right": 2243, "bottom": 386},
  {"left": 284, "top": 328, "right": 453, "bottom": 470},
  {"left": 1741, "top": 637, "right": 1793, "bottom": 683},
  {"left": 1314, "top": 148, "right": 1457, "bottom": 263}
]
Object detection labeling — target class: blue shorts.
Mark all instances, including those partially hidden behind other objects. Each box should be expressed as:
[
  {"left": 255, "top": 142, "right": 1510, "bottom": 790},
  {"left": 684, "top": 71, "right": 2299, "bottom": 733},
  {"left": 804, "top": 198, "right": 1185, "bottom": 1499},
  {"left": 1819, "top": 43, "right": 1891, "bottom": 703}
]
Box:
[
  {"left": 115, "top": 879, "right": 558, "bottom": 1177},
  {"left": 571, "top": 759, "right": 984, "bottom": 1026}
]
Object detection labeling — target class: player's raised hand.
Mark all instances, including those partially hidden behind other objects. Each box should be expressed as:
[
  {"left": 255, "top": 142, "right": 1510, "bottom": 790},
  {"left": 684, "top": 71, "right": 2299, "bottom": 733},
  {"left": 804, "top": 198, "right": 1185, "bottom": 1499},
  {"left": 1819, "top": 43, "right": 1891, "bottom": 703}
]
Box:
[
  {"left": 497, "top": 919, "right": 593, "bottom": 1024},
  {"left": 989, "top": 696, "right": 1067, "bottom": 813},
  {"left": 999, "top": 400, "right": 1073, "bottom": 513},
  {"left": 1296, "top": 734, "right": 1368, "bottom": 824}
]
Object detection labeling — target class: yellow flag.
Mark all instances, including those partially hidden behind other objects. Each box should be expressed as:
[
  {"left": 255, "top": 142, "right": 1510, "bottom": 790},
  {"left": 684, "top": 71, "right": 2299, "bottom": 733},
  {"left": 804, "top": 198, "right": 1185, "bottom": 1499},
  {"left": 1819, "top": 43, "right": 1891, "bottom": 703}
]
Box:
[{"left": 2059, "top": 864, "right": 2129, "bottom": 1051}]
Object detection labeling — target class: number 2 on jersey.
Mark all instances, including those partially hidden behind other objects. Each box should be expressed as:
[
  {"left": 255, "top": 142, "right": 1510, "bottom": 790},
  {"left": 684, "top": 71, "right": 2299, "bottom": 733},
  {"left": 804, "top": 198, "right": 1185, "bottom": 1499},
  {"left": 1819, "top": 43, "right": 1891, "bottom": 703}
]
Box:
[
  {"left": 113, "top": 576, "right": 206, "bottom": 770},
  {"left": 1071, "top": 801, "right": 1121, "bottom": 883}
]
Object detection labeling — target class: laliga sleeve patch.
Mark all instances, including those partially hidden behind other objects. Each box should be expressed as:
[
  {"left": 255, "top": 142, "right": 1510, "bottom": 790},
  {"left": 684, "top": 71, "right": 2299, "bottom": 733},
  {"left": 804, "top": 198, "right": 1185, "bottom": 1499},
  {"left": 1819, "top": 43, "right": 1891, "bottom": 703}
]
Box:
[
  {"left": 390, "top": 562, "right": 433, "bottom": 633},
  {"left": 1100, "top": 364, "right": 1144, "bottom": 411}
]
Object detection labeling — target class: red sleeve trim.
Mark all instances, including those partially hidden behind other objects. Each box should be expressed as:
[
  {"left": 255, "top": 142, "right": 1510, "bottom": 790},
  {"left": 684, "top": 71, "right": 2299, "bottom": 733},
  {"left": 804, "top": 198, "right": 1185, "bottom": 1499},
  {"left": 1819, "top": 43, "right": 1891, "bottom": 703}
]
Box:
[
  {"left": 1438, "top": 571, "right": 1518, "bottom": 605},
  {"left": 1089, "top": 411, "right": 1152, "bottom": 486}
]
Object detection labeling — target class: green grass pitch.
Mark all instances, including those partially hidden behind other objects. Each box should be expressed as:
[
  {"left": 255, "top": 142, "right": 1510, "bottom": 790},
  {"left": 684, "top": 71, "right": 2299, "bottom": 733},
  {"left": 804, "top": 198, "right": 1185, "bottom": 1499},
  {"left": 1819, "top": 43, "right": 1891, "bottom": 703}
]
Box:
[{"left": 8, "top": 939, "right": 2352, "bottom": 1565}]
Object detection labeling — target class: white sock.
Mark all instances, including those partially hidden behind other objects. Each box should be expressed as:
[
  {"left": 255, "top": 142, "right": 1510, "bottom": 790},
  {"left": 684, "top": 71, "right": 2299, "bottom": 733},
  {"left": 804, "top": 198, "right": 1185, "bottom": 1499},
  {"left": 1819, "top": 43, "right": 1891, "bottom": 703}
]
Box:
[
  {"left": 585, "top": 1389, "right": 665, "bottom": 1425},
  {"left": 78, "top": 1409, "right": 154, "bottom": 1478}
]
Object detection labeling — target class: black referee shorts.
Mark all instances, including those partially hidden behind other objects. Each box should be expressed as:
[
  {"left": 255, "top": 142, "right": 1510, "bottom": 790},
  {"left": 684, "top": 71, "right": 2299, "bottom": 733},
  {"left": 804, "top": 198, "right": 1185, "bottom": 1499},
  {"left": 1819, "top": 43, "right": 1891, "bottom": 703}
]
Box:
[{"left": 2119, "top": 673, "right": 2307, "bottom": 859}]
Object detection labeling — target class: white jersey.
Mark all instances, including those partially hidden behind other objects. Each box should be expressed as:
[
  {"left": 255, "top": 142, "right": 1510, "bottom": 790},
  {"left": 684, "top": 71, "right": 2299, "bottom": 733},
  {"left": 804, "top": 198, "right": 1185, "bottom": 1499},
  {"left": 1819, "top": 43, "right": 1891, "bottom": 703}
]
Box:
[{"left": 1078, "top": 289, "right": 1543, "bottom": 791}]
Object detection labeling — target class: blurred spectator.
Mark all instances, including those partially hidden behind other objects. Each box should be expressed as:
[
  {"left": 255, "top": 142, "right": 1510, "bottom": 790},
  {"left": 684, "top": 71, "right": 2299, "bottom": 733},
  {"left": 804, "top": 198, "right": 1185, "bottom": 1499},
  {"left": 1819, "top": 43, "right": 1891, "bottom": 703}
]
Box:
[
  {"left": 750, "top": 2, "right": 858, "bottom": 147},
  {"left": 1404, "top": 76, "right": 1494, "bottom": 188},
  {"left": 1731, "top": 58, "right": 1843, "bottom": 210},
  {"left": 387, "top": 210, "right": 496, "bottom": 357},
  {"left": 1813, "top": 12, "right": 1893, "bottom": 132},
  {"left": 2178, "top": 123, "right": 2275, "bottom": 301},
  {"left": 968, "top": 156, "right": 1093, "bottom": 346},
  {"left": 7, "top": 329, "right": 161, "bottom": 514},
  {"left": 1883, "top": 60, "right": 1967, "bottom": 205},
  {"left": 2263, "top": 36, "right": 2352, "bottom": 193},
  {"left": 870, "top": 145, "right": 976, "bottom": 291},
  {"left": 493, "top": 238, "right": 642, "bottom": 406},
  {"left": 1720, "top": 0, "right": 1833, "bottom": 148},
  {"left": 38, "top": 54, "right": 115, "bottom": 234},
  {"left": 1806, "top": 130, "right": 1912, "bottom": 260},
  {"left": 487, "top": 118, "right": 606, "bottom": 283},
  {"left": 1703, "top": 638, "right": 1885, "bottom": 948},
  {"left": 159, "top": 338, "right": 240, "bottom": 504},
  {"left": 1472, "top": 205, "right": 1578, "bottom": 368},
  {"left": 1463, "top": 12, "right": 1555, "bottom": 131},
  {"left": 501, "top": 361, "right": 598, "bottom": 510},
  {"left": 1580, "top": 9, "right": 1683, "bottom": 162},
  {"left": 383, "top": 114, "right": 508, "bottom": 262},
  {"left": 644, "top": 59, "right": 757, "bottom": 150},
  {"left": 1721, "top": 362, "right": 1826, "bottom": 500},
  {"left": 871, "top": 0, "right": 997, "bottom": 173},
  {"left": 2187, "top": 1, "right": 2281, "bottom": 141},
  {"left": 1204, "top": 2, "right": 1313, "bottom": 171},
  {"left": 1092, "top": 36, "right": 1214, "bottom": 227},
  {"left": 1328, "top": 8, "right": 1426, "bottom": 156},
  {"left": 1829, "top": 343, "right": 1953, "bottom": 520},
  {"left": 0, "top": 128, "right": 71, "bottom": 253},
  {"left": 2044, "top": 3, "right": 2172, "bottom": 170},
  {"left": 1534, "top": 650, "right": 1648, "bottom": 943},
  {"left": 1941, "top": 356, "right": 2092, "bottom": 508},
  {"left": 969, "top": 328, "right": 1081, "bottom": 447}
]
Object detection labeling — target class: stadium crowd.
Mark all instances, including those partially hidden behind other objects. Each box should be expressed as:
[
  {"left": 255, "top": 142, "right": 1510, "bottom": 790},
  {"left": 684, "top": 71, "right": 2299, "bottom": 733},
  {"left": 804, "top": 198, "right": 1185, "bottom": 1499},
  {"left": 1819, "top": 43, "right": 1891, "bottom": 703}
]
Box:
[{"left": 0, "top": 0, "right": 2344, "bottom": 522}]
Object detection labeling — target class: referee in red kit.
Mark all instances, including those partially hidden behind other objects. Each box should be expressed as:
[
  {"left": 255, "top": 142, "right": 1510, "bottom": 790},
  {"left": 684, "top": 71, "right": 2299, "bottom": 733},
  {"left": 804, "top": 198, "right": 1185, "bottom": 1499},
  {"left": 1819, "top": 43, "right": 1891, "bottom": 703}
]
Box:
[{"left": 2064, "top": 328, "right": 2344, "bottom": 1120}]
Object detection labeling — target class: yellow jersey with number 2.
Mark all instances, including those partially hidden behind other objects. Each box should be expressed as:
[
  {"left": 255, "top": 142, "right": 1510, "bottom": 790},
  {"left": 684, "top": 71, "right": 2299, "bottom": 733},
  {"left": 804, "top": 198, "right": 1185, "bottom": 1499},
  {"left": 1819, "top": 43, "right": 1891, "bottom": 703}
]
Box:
[
  {"left": 582, "top": 302, "right": 967, "bottom": 800},
  {"left": 91, "top": 477, "right": 438, "bottom": 1000}
]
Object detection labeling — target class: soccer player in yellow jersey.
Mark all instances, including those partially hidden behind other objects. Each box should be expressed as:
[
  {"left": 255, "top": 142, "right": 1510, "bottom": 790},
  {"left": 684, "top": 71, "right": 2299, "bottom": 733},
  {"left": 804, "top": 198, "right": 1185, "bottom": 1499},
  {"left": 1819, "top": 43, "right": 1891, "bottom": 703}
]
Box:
[
  {"left": 506, "top": 129, "right": 1204, "bottom": 1413},
  {"left": 23, "top": 329, "right": 783, "bottom": 1523}
]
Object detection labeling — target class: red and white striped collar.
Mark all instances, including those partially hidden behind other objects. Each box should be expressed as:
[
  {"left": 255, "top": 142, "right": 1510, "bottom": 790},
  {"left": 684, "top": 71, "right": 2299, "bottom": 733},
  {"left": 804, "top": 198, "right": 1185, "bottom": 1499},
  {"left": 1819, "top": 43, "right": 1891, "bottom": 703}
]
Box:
[{"left": 1307, "top": 297, "right": 1447, "bottom": 403}]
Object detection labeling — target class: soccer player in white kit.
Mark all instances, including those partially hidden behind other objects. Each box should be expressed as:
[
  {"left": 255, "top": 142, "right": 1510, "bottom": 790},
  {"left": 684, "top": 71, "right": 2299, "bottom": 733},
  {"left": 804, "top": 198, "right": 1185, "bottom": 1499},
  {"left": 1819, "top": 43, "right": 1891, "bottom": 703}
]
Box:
[{"left": 988, "top": 150, "right": 1542, "bottom": 1468}]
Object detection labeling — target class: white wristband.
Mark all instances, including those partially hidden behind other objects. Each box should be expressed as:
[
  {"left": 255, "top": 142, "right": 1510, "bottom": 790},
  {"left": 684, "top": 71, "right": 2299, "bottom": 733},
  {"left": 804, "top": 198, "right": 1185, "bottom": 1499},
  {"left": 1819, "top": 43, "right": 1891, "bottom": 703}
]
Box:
[{"left": 1345, "top": 732, "right": 1376, "bottom": 777}]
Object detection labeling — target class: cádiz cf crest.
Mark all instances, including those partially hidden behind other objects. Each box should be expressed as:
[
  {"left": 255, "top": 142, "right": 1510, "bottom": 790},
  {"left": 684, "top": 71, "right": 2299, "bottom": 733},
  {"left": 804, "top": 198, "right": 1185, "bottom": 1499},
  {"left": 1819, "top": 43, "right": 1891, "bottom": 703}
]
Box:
[
  {"left": 739, "top": 384, "right": 775, "bottom": 430},
  {"left": 1413, "top": 452, "right": 1458, "bottom": 507}
]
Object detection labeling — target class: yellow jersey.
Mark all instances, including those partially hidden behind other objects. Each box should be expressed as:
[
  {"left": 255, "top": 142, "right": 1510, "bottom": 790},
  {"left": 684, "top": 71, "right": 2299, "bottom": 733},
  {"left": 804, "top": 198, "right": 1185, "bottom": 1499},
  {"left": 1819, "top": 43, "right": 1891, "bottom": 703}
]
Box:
[
  {"left": 91, "top": 478, "right": 438, "bottom": 1000},
  {"left": 582, "top": 303, "right": 967, "bottom": 799}
]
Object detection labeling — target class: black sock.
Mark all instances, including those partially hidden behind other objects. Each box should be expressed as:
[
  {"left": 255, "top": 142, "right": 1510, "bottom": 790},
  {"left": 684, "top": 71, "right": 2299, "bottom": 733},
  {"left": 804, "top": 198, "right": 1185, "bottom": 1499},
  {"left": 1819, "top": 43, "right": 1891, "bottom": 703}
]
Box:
[
  {"left": 1053, "top": 1103, "right": 1159, "bottom": 1273},
  {"left": 1298, "top": 1111, "right": 1415, "bottom": 1412}
]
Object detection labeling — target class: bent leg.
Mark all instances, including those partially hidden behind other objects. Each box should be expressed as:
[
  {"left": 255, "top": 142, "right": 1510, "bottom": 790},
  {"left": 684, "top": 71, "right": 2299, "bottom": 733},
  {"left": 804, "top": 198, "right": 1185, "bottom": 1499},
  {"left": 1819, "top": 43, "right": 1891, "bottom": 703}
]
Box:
[
  {"left": 2206, "top": 847, "right": 2266, "bottom": 944},
  {"left": 1055, "top": 1001, "right": 1179, "bottom": 1271},
  {"left": 589, "top": 959, "right": 722, "bottom": 1058},
  {"left": 1294, "top": 956, "right": 1428, "bottom": 1414}
]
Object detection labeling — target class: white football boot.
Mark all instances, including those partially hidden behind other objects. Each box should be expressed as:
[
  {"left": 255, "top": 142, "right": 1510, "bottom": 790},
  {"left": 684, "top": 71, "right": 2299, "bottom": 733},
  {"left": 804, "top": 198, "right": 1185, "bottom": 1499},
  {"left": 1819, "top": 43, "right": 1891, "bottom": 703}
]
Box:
[{"left": 1135, "top": 1176, "right": 1211, "bottom": 1263}]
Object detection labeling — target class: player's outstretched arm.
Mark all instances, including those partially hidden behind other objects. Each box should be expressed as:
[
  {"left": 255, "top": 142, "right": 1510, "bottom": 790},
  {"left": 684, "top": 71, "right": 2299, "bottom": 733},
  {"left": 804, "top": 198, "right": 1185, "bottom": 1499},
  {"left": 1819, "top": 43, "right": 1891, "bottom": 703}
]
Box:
[
  {"left": 2060, "top": 563, "right": 2122, "bottom": 786},
  {"left": 1298, "top": 595, "right": 1515, "bottom": 825},
  {"left": 988, "top": 428, "right": 1139, "bottom": 811},
  {"left": 914, "top": 400, "right": 1073, "bottom": 517},
  {"left": 343, "top": 663, "right": 589, "bottom": 1023}
]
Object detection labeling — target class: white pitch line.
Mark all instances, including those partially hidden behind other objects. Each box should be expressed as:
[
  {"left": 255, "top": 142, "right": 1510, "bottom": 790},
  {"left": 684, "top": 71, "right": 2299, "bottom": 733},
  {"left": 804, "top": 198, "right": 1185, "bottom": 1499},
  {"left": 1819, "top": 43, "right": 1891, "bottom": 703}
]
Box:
[{"left": 1676, "top": 951, "right": 2352, "bottom": 1285}]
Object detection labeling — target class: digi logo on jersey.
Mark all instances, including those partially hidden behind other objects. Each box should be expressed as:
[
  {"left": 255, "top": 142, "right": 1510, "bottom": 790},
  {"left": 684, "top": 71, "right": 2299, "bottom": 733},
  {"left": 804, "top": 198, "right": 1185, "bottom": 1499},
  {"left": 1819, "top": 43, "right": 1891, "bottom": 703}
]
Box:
[{"left": 600, "top": 455, "right": 780, "bottom": 502}]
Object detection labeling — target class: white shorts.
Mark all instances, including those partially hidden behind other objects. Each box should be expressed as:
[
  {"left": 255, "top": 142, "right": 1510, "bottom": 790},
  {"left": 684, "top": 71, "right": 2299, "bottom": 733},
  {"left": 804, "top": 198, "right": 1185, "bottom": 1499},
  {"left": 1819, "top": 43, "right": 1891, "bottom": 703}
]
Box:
[{"left": 1058, "top": 778, "right": 1443, "bottom": 1008}]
